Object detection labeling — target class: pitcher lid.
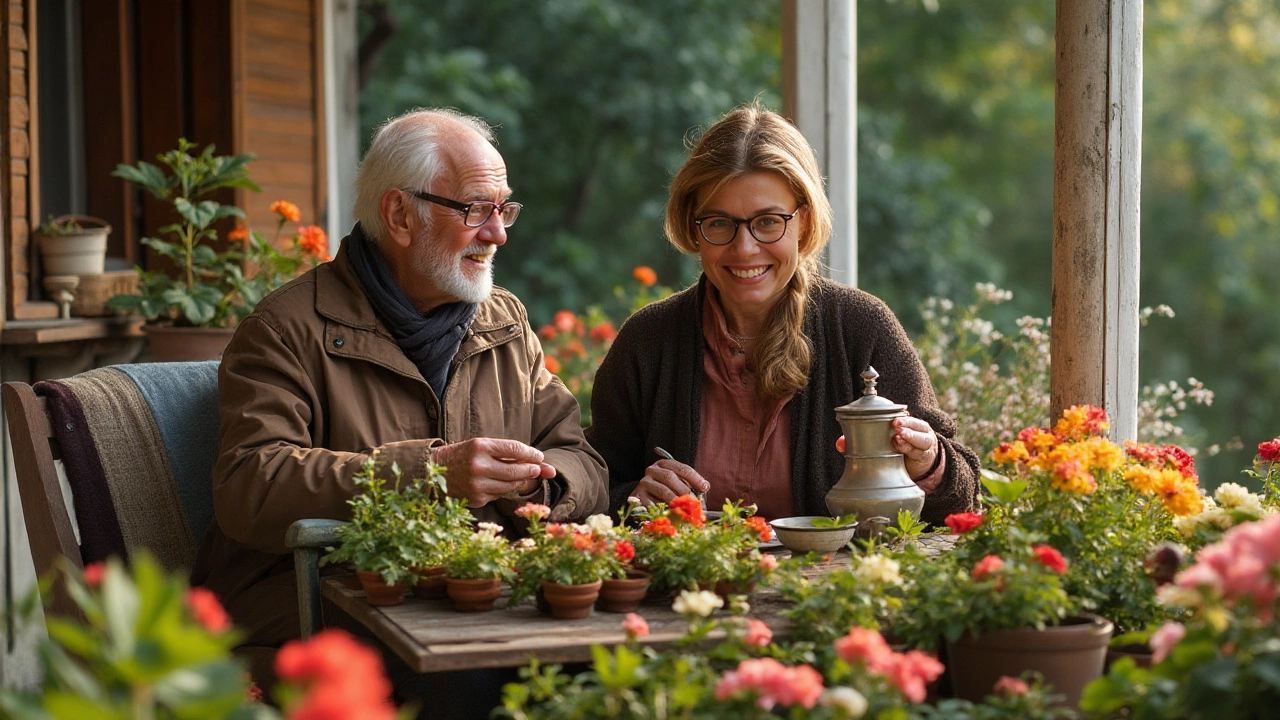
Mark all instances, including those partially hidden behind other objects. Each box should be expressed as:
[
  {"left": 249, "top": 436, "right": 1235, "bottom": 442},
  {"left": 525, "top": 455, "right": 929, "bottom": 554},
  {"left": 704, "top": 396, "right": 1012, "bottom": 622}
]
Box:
[{"left": 835, "top": 367, "right": 908, "bottom": 419}]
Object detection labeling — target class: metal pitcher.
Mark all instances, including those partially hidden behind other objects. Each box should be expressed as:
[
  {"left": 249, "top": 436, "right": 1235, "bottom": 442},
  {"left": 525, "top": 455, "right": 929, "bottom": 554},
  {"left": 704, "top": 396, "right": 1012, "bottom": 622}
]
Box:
[{"left": 825, "top": 367, "right": 925, "bottom": 523}]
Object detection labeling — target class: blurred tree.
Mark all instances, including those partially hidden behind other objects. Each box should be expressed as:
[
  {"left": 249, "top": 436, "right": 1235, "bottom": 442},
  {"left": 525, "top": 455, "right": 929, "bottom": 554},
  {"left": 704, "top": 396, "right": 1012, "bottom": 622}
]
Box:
[{"left": 358, "top": 0, "right": 780, "bottom": 321}]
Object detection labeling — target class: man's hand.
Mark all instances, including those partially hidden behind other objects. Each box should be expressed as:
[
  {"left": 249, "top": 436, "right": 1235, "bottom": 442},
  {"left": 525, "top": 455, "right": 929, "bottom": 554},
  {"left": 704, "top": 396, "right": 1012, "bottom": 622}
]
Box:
[
  {"left": 432, "top": 438, "right": 557, "bottom": 508},
  {"left": 630, "top": 458, "right": 710, "bottom": 506}
]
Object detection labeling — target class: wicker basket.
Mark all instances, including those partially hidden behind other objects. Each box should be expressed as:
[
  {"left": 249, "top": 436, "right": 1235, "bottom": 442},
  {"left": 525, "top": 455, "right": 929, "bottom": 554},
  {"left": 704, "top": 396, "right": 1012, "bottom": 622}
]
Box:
[{"left": 71, "top": 270, "right": 139, "bottom": 317}]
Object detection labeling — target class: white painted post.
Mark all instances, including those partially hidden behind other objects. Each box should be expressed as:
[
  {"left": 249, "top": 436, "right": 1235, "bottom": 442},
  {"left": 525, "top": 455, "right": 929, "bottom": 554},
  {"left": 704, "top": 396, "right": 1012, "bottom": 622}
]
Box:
[
  {"left": 1051, "top": 0, "right": 1142, "bottom": 442},
  {"left": 323, "top": 0, "right": 359, "bottom": 248},
  {"left": 782, "top": 0, "right": 857, "bottom": 287}
]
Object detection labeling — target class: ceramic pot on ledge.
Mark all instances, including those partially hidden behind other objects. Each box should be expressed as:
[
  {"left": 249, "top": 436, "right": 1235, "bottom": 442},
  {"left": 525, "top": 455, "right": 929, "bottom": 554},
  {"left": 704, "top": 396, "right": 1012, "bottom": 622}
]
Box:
[
  {"left": 356, "top": 570, "right": 406, "bottom": 607},
  {"left": 541, "top": 580, "right": 603, "bottom": 619},
  {"left": 597, "top": 570, "right": 651, "bottom": 613},
  {"left": 445, "top": 577, "right": 503, "bottom": 612}
]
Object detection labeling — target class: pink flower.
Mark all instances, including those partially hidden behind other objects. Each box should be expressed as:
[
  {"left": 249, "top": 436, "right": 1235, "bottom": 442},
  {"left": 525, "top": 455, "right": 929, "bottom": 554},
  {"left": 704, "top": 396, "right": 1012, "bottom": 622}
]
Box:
[
  {"left": 993, "top": 676, "right": 1029, "bottom": 696},
  {"left": 744, "top": 619, "right": 773, "bottom": 648},
  {"left": 1150, "top": 621, "right": 1186, "bottom": 663},
  {"left": 833, "top": 627, "right": 895, "bottom": 673},
  {"left": 759, "top": 554, "right": 779, "bottom": 571},
  {"left": 545, "top": 523, "right": 568, "bottom": 538},
  {"left": 622, "top": 613, "right": 649, "bottom": 639},
  {"left": 515, "top": 503, "right": 551, "bottom": 520},
  {"left": 972, "top": 555, "right": 1004, "bottom": 580},
  {"left": 714, "top": 658, "right": 824, "bottom": 710},
  {"left": 883, "top": 651, "right": 944, "bottom": 704}
]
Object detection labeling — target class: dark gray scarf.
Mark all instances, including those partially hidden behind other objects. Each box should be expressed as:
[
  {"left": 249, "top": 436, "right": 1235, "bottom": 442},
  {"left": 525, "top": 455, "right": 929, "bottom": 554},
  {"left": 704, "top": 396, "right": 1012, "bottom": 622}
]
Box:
[{"left": 347, "top": 224, "right": 477, "bottom": 400}]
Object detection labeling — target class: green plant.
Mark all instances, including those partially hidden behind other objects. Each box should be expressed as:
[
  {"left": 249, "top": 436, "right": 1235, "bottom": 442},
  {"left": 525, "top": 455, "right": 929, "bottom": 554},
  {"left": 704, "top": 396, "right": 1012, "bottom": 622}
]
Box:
[
  {"left": 777, "top": 549, "right": 905, "bottom": 645},
  {"left": 628, "top": 497, "right": 773, "bottom": 593},
  {"left": 37, "top": 215, "right": 85, "bottom": 235},
  {"left": 444, "top": 522, "right": 515, "bottom": 581},
  {"left": 107, "top": 141, "right": 326, "bottom": 328},
  {"left": 510, "top": 506, "right": 629, "bottom": 603},
  {"left": 323, "top": 457, "right": 427, "bottom": 586},
  {"left": 0, "top": 553, "right": 272, "bottom": 719},
  {"left": 398, "top": 462, "right": 474, "bottom": 572}
]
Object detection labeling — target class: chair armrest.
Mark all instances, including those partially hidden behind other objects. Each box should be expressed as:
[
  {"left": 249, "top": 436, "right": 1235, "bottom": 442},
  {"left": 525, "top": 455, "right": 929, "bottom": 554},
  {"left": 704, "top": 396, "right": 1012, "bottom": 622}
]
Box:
[
  {"left": 287, "top": 519, "right": 344, "bottom": 640},
  {"left": 286, "top": 518, "right": 344, "bottom": 549}
]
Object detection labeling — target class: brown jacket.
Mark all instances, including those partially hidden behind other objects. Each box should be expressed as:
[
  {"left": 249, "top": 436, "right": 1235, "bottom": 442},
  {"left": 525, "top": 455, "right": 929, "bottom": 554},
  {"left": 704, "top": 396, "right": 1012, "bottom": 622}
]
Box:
[{"left": 191, "top": 238, "right": 608, "bottom": 644}]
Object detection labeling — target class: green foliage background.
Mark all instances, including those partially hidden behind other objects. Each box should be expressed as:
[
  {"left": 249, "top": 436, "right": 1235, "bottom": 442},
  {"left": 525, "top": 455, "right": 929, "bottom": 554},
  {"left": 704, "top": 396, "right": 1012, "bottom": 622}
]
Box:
[{"left": 359, "top": 0, "right": 1280, "bottom": 485}]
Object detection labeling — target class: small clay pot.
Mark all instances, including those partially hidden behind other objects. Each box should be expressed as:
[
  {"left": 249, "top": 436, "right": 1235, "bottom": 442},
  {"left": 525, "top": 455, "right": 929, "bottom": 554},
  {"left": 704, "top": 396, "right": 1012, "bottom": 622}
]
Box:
[
  {"left": 541, "top": 580, "right": 603, "bottom": 620},
  {"left": 445, "top": 577, "right": 503, "bottom": 612},
  {"left": 412, "top": 566, "right": 448, "bottom": 600},
  {"left": 598, "top": 570, "right": 651, "bottom": 613},
  {"left": 356, "top": 570, "right": 406, "bottom": 607}
]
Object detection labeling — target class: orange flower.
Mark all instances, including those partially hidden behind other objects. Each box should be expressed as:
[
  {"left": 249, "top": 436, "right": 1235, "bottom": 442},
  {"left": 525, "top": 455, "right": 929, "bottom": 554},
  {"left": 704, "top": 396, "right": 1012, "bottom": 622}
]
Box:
[
  {"left": 297, "top": 225, "right": 331, "bottom": 261},
  {"left": 745, "top": 515, "right": 773, "bottom": 542},
  {"left": 990, "top": 441, "right": 1029, "bottom": 465},
  {"left": 669, "top": 495, "right": 705, "bottom": 528},
  {"left": 538, "top": 324, "right": 557, "bottom": 340},
  {"left": 270, "top": 200, "right": 301, "bottom": 222},
  {"left": 543, "top": 355, "right": 561, "bottom": 374},
  {"left": 589, "top": 321, "right": 617, "bottom": 344},
  {"left": 186, "top": 587, "right": 231, "bottom": 633},
  {"left": 563, "top": 339, "right": 587, "bottom": 358},
  {"left": 1054, "top": 405, "right": 1110, "bottom": 440},
  {"left": 275, "top": 630, "right": 395, "bottom": 720},
  {"left": 554, "top": 310, "right": 577, "bottom": 333},
  {"left": 641, "top": 517, "right": 678, "bottom": 537},
  {"left": 227, "top": 225, "right": 249, "bottom": 242},
  {"left": 633, "top": 265, "right": 657, "bottom": 287}
]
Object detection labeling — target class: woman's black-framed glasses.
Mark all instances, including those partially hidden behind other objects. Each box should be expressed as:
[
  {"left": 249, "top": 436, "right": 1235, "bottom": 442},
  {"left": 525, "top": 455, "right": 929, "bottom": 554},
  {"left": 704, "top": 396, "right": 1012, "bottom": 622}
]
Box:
[
  {"left": 407, "top": 190, "right": 523, "bottom": 228},
  {"left": 693, "top": 205, "right": 804, "bottom": 245}
]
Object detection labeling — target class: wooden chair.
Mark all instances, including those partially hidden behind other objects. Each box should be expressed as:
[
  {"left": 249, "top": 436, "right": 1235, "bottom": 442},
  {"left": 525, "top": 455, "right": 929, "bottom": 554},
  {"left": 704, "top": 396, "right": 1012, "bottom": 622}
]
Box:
[{"left": 2, "top": 362, "right": 338, "bottom": 638}]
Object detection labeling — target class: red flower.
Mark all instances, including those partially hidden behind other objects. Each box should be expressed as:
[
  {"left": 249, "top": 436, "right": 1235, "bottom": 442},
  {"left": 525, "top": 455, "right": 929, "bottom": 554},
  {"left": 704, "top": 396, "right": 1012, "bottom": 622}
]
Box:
[
  {"left": 1032, "top": 545, "right": 1069, "bottom": 574},
  {"left": 633, "top": 265, "right": 657, "bottom": 287},
  {"left": 641, "top": 517, "right": 677, "bottom": 537},
  {"left": 1258, "top": 438, "right": 1280, "bottom": 462},
  {"left": 553, "top": 310, "right": 577, "bottom": 333},
  {"left": 971, "top": 555, "right": 1004, "bottom": 580},
  {"left": 669, "top": 495, "right": 705, "bottom": 528},
  {"left": 538, "top": 324, "right": 557, "bottom": 340},
  {"left": 83, "top": 562, "right": 105, "bottom": 587},
  {"left": 944, "top": 512, "right": 983, "bottom": 534},
  {"left": 613, "top": 539, "right": 635, "bottom": 562},
  {"left": 247, "top": 682, "right": 264, "bottom": 702},
  {"left": 543, "top": 355, "right": 561, "bottom": 374},
  {"left": 563, "top": 339, "right": 587, "bottom": 358},
  {"left": 186, "top": 587, "right": 231, "bottom": 633},
  {"left": 275, "top": 630, "right": 395, "bottom": 720},
  {"left": 745, "top": 515, "right": 773, "bottom": 542},
  {"left": 589, "top": 321, "right": 617, "bottom": 344}
]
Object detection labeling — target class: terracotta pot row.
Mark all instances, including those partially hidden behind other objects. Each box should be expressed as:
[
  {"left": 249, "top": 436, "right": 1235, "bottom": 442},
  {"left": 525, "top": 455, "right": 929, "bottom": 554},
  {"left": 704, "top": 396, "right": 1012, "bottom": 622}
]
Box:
[{"left": 355, "top": 567, "right": 653, "bottom": 617}]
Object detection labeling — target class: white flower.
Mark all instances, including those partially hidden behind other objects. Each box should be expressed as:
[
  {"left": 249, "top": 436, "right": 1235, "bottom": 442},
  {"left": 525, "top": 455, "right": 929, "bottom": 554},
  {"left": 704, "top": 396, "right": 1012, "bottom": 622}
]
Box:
[
  {"left": 476, "top": 522, "right": 504, "bottom": 539},
  {"left": 514, "top": 537, "right": 536, "bottom": 551},
  {"left": 852, "top": 555, "right": 902, "bottom": 586},
  {"left": 1236, "top": 494, "right": 1267, "bottom": 519},
  {"left": 1214, "top": 482, "right": 1252, "bottom": 509},
  {"left": 672, "top": 590, "right": 723, "bottom": 618},
  {"left": 586, "top": 514, "right": 614, "bottom": 535},
  {"left": 1172, "top": 514, "right": 1199, "bottom": 538},
  {"left": 1157, "top": 584, "right": 1202, "bottom": 609},
  {"left": 819, "top": 687, "right": 868, "bottom": 718}
]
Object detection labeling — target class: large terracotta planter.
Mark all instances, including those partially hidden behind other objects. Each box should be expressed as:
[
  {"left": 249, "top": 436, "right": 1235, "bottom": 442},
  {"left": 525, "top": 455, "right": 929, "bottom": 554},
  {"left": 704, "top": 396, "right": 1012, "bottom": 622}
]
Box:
[
  {"left": 598, "top": 570, "right": 651, "bottom": 613},
  {"left": 356, "top": 570, "right": 405, "bottom": 607},
  {"left": 412, "top": 566, "right": 447, "bottom": 600},
  {"left": 143, "top": 324, "right": 236, "bottom": 361},
  {"left": 946, "top": 614, "right": 1113, "bottom": 708},
  {"left": 541, "top": 580, "right": 603, "bottom": 619},
  {"left": 446, "top": 577, "right": 503, "bottom": 612}
]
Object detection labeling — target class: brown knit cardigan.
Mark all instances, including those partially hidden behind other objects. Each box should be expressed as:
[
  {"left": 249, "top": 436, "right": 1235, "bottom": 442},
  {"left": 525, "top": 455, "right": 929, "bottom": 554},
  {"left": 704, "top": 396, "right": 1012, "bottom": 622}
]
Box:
[{"left": 585, "top": 275, "right": 980, "bottom": 526}]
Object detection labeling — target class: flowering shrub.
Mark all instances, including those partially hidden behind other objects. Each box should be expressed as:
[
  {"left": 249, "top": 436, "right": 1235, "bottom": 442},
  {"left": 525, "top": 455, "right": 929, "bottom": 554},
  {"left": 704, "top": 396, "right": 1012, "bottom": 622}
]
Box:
[
  {"left": 778, "top": 551, "right": 906, "bottom": 644},
  {"left": 510, "top": 505, "right": 630, "bottom": 602},
  {"left": 1081, "top": 514, "right": 1280, "bottom": 718},
  {"left": 445, "top": 521, "right": 516, "bottom": 581},
  {"left": 226, "top": 201, "right": 330, "bottom": 321},
  {"left": 1246, "top": 435, "right": 1280, "bottom": 509},
  {"left": 537, "top": 266, "right": 674, "bottom": 424},
  {"left": 1172, "top": 481, "right": 1273, "bottom": 551},
  {"left": 977, "top": 406, "right": 1199, "bottom": 633},
  {"left": 914, "top": 284, "right": 1222, "bottom": 459}
]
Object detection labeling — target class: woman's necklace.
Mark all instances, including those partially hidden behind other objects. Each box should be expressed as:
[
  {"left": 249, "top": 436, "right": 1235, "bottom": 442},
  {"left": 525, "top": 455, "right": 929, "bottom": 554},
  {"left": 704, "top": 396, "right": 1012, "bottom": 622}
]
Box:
[{"left": 726, "top": 327, "right": 758, "bottom": 352}]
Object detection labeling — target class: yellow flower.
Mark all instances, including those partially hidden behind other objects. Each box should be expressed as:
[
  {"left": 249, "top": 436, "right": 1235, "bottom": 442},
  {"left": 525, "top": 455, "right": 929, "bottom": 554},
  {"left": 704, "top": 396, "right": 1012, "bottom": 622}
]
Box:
[
  {"left": 1050, "top": 458, "right": 1097, "bottom": 494},
  {"left": 1124, "top": 465, "right": 1163, "bottom": 495},
  {"left": 1083, "top": 436, "right": 1125, "bottom": 473},
  {"left": 1155, "top": 473, "right": 1205, "bottom": 517},
  {"left": 990, "top": 441, "right": 1030, "bottom": 465},
  {"left": 1053, "top": 405, "right": 1110, "bottom": 440}
]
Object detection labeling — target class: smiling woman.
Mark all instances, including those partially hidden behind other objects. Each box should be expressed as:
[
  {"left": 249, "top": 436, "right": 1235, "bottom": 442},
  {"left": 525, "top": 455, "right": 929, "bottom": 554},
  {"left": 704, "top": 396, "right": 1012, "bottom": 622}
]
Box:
[{"left": 585, "top": 102, "right": 982, "bottom": 527}]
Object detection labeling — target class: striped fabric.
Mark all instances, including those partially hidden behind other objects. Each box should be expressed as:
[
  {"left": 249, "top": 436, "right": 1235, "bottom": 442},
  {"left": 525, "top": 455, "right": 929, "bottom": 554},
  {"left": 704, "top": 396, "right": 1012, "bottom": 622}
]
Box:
[{"left": 34, "top": 362, "right": 220, "bottom": 573}]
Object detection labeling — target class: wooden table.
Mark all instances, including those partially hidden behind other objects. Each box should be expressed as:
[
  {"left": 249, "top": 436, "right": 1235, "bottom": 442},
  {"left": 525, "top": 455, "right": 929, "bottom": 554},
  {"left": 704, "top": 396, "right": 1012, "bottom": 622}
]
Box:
[{"left": 322, "top": 534, "right": 955, "bottom": 673}]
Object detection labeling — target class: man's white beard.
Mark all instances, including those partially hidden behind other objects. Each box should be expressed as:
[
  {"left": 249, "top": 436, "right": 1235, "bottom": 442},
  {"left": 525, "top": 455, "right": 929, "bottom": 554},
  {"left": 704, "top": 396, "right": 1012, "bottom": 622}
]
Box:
[{"left": 414, "top": 239, "right": 494, "bottom": 305}]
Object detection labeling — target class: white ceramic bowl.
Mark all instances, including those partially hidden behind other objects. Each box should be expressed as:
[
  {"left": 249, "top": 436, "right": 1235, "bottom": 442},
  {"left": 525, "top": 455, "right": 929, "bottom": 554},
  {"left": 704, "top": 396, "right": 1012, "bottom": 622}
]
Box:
[{"left": 768, "top": 516, "right": 859, "bottom": 554}]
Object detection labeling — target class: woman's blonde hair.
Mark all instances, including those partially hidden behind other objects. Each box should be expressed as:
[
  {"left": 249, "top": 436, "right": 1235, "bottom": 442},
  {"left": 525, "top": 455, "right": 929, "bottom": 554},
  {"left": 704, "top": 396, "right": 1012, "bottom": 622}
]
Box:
[{"left": 664, "top": 102, "right": 834, "bottom": 398}]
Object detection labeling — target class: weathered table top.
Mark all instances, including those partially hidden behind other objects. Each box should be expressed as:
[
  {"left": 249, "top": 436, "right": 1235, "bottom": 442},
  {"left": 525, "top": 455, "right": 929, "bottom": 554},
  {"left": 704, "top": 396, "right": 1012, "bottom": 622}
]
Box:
[{"left": 322, "top": 533, "right": 955, "bottom": 673}]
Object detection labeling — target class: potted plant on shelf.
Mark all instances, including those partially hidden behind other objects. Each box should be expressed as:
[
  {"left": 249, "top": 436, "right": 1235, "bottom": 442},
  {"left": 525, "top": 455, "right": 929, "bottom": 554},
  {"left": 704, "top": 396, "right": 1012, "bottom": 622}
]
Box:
[
  {"left": 443, "top": 522, "right": 514, "bottom": 612},
  {"left": 35, "top": 214, "right": 111, "bottom": 277},
  {"left": 108, "top": 139, "right": 329, "bottom": 360},
  {"left": 893, "top": 527, "right": 1110, "bottom": 709},
  {"left": 630, "top": 495, "right": 764, "bottom": 595},
  {"left": 399, "top": 462, "right": 474, "bottom": 600},
  {"left": 323, "top": 456, "right": 418, "bottom": 606},
  {"left": 510, "top": 504, "right": 627, "bottom": 619}
]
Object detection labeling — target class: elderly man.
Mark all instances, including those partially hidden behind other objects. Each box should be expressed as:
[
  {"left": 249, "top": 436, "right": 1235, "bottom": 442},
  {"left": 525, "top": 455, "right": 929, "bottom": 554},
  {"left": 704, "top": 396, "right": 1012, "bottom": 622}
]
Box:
[{"left": 190, "top": 108, "right": 608, "bottom": 670}]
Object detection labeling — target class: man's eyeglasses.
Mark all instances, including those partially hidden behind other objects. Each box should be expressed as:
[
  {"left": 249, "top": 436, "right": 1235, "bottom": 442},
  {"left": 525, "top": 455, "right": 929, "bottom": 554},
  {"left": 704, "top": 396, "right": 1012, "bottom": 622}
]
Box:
[
  {"left": 693, "top": 206, "right": 804, "bottom": 246},
  {"left": 407, "top": 190, "right": 523, "bottom": 228}
]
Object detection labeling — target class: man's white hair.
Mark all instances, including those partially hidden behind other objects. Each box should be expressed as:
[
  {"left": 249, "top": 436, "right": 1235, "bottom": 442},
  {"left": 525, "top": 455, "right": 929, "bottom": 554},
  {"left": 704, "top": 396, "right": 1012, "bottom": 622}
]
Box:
[{"left": 353, "top": 108, "right": 496, "bottom": 242}]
